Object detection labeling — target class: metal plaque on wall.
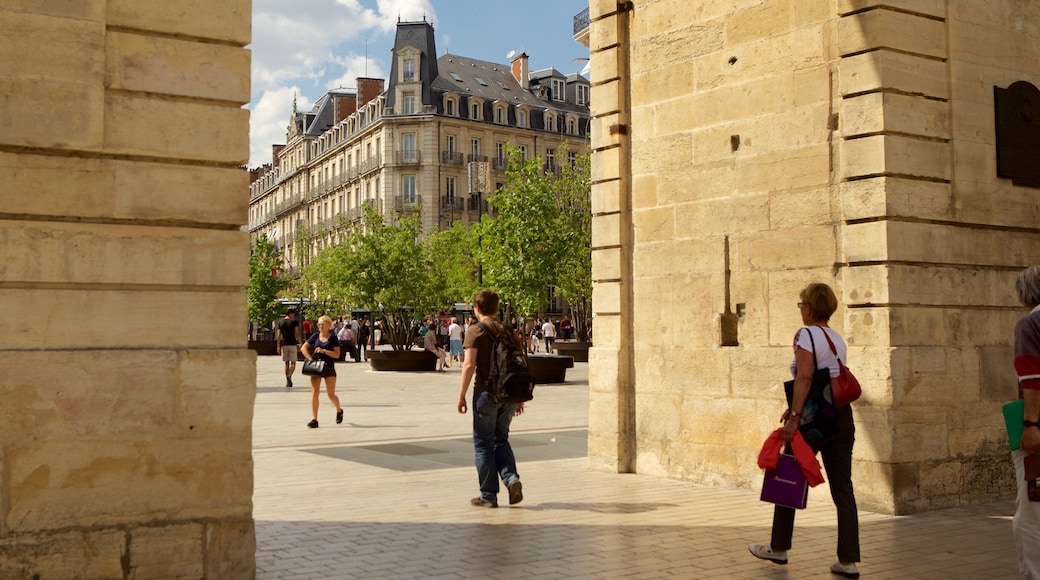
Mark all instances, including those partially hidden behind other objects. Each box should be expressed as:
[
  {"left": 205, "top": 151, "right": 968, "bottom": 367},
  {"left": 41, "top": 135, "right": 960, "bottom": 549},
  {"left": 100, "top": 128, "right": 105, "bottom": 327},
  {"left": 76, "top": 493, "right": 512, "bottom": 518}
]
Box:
[{"left": 995, "top": 81, "right": 1040, "bottom": 188}]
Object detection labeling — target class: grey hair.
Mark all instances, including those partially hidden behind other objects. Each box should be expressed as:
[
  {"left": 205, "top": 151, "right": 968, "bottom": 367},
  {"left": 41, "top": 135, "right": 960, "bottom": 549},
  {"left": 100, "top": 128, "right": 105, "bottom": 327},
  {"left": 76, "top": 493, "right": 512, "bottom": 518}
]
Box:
[{"left": 1016, "top": 266, "right": 1040, "bottom": 308}]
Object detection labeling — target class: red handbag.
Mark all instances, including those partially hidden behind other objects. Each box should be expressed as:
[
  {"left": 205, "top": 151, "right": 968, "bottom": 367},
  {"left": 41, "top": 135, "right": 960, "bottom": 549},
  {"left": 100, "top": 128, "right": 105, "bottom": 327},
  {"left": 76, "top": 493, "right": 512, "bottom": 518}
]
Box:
[{"left": 819, "top": 328, "right": 861, "bottom": 407}]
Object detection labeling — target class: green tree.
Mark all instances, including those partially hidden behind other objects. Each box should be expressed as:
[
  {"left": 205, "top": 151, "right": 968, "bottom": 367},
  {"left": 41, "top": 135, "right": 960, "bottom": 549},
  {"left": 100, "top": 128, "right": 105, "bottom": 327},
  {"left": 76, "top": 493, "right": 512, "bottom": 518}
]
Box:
[
  {"left": 551, "top": 146, "right": 592, "bottom": 342},
  {"left": 475, "top": 146, "right": 567, "bottom": 319},
  {"left": 302, "top": 205, "right": 448, "bottom": 351},
  {"left": 246, "top": 233, "right": 288, "bottom": 328},
  {"left": 425, "top": 221, "right": 480, "bottom": 306}
]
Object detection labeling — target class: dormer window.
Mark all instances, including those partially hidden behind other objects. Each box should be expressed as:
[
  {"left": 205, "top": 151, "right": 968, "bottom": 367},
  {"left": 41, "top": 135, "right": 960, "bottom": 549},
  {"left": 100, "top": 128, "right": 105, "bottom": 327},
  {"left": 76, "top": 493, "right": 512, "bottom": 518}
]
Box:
[
  {"left": 577, "top": 84, "right": 590, "bottom": 106},
  {"left": 546, "top": 111, "right": 557, "bottom": 132},
  {"left": 446, "top": 98, "right": 455, "bottom": 116},
  {"left": 552, "top": 79, "right": 565, "bottom": 102},
  {"left": 494, "top": 103, "right": 507, "bottom": 124},
  {"left": 404, "top": 59, "right": 416, "bottom": 82},
  {"left": 471, "top": 103, "right": 479, "bottom": 119}
]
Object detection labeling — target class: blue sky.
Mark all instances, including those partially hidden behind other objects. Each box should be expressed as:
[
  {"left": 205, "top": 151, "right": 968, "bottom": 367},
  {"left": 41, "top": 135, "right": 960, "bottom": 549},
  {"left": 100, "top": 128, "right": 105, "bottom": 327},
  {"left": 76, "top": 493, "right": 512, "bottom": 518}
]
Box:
[{"left": 248, "top": 0, "right": 590, "bottom": 167}]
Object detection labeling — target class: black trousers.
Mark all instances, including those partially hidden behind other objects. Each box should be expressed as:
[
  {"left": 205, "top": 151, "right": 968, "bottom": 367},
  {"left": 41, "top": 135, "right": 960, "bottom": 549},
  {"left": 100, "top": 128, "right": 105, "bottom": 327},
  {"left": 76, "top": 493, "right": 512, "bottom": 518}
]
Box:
[{"left": 770, "top": 405, "right": 860, "bottom": 563}]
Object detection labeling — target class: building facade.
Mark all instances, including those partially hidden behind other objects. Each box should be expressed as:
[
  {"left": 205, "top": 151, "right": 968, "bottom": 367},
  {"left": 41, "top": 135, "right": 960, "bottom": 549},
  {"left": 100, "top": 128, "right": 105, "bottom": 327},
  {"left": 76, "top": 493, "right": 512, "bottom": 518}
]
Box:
[
  {"left": 249, "top": 20, "right": 591, "bottom": 274},
  {"left": 583, "top": 0, "right": 1040, "bottom": 515}
]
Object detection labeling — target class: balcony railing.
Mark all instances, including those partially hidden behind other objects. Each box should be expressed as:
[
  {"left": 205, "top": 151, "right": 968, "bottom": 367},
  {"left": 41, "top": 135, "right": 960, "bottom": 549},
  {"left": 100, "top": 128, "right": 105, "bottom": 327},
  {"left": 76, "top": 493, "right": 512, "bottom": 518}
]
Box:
[
  {"left": 441, "top": 195, "right": 461, "bottom": 211},
  {"left": 573, "top": 7, "right": 590, "bottom": 37},
  {"left": 467, "top": 154, "right": 488, "bottom": 163},
  {"left": 359, "top": 155, "right": 382, "bottom": 175},
  {"left": 467, "top": 195, "right": 489, "bottom": 213},
  {"left": 442, "top": 150, "right": 464, "bottom": 165},
  {"left": 492, "top": 157, "right": 507, "bottom": 171},
  {"left": 390, "top": 195, "right": 422, "bottom": 212},
  {"left": 395, "top": 149, "right": 421, "bottom": 165}
]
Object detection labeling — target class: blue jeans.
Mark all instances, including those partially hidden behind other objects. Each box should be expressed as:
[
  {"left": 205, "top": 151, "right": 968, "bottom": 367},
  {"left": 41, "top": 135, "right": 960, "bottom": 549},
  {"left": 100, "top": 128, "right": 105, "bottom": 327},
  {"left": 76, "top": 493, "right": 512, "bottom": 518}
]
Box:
[{"left": 472, "top": 389, "right": 519, "bottom": 502}]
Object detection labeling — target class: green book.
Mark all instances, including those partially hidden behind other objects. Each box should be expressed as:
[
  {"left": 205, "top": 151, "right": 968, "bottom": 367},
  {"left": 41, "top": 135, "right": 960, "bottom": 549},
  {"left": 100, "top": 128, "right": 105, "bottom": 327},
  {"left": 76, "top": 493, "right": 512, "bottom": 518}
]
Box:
[{"left": 1005, "top": 399, "right": 1025, "bottom": 451}]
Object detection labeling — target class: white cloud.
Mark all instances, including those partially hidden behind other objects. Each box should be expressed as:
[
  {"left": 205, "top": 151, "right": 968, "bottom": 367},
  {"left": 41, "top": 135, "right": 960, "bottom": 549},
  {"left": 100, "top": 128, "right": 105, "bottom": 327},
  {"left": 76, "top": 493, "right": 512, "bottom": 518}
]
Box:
[
  {"left": 248, "top": 0, "right": 438, "bottom": 166},
  {"left": 325, "top": 55, "right": 387, "bottom": 90},
  {"left": 249, "top": 87, "right": 313, "bottom": 168}
]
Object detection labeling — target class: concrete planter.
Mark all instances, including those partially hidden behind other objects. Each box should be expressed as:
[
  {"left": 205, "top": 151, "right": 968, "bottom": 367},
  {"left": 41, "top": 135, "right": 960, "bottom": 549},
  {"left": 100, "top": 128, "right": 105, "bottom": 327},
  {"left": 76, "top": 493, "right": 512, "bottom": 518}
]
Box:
[
  {"left": 248, "top": 339, "right": 278, "bottom": 356},
  {"left": 367, "top": 349, "right": 438, "bottom": 372},
  {"left": 552, "top": 341, "right": 591, "bottom": 362},
  {"left": 528, "top": 354, "right": 574, "bottom": 384}
]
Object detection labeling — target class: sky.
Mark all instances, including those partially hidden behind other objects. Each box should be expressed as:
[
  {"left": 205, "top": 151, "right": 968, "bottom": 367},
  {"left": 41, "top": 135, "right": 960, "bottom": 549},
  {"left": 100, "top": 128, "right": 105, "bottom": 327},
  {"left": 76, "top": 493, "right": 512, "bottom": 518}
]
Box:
[{"left": 247, "top": 0, "right": 590, "bottom": 168}]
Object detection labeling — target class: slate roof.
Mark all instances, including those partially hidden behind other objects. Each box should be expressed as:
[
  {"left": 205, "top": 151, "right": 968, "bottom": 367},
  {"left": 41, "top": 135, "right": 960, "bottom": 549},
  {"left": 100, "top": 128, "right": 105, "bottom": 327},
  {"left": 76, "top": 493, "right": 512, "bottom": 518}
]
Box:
[{"left": 433, "top": 54, "right": 588, "bottom": 115}]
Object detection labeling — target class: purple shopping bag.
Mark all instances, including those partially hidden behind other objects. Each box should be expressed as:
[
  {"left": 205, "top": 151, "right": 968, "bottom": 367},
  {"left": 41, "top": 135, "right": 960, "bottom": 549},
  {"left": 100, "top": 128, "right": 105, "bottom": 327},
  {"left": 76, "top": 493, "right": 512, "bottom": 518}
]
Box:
[{"left": 760, "top": 453, "right": 808, "bottom": 510}]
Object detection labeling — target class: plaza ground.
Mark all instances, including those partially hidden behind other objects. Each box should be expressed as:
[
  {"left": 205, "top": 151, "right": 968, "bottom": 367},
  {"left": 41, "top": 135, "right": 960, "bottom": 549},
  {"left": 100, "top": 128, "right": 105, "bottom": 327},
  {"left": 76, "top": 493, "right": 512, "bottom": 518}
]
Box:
[{"left": 252, "top": 354, "right": 1017, "bottom": 579}]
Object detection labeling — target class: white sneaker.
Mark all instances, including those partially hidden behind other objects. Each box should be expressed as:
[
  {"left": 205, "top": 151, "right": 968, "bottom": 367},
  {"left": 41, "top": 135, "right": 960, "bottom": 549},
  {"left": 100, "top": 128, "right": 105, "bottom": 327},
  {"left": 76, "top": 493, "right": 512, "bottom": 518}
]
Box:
[
  {"left": 830, "top": 561, "right": 860, "bottom": 578},
  {"left": 748, "top": 543, "right": 788, "bottom": 565}
]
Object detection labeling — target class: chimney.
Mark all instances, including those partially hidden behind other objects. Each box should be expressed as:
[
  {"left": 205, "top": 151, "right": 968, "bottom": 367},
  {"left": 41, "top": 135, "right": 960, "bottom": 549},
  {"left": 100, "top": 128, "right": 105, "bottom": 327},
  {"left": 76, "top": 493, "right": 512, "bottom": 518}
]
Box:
[
  {"left": 357, "top": 77, "right": 385, "bottom": 106},
  {"left": 511, "top": 52, "right": 529, "bottom": 90}
]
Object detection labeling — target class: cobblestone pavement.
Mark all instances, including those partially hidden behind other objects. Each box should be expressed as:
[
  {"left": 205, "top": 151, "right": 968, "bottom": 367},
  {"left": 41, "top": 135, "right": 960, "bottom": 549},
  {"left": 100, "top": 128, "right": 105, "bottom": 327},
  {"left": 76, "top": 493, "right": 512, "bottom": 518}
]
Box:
[{"left": 253, "top": 352, "right": 1017, "bottom": 579}]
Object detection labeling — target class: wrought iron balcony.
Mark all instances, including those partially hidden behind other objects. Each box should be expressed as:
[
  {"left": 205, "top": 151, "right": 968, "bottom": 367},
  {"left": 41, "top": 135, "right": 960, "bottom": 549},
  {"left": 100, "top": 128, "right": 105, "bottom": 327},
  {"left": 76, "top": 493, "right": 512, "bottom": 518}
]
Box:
[
  {"left": 442, "top": 150, "right": 464, "bottom": 165},
  {"left": 492, "top": 157, "right": 507, "bottom": 171},
  {"left": 574, "top": 7, "right": 590, "bottom": 43},
  {"left": 441, "top": 195, "right": 461, "bottom": 211},
  {"left": 395, "top": 149, "right": 421, "bottom": 165},
  {"left": 467, "top": 154, "right": 488, "bottom": 163}
]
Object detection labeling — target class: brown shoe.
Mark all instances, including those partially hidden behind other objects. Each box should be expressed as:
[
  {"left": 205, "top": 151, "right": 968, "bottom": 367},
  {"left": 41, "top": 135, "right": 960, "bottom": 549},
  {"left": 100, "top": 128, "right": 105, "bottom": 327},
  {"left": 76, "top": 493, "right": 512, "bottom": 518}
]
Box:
[
  {"left": 506, "top": 480, "right": 523, "bottom": 505},
  {"left": 470, "top": 497, "right": 497, "bottom": 508}
]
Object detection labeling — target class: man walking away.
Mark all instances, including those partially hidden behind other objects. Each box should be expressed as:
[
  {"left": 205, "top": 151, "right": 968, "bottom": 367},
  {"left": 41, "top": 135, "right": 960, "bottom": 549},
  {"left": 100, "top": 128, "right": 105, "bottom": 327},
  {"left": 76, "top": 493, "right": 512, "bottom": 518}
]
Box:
[
  {"left": 276, "top": 309, "right": 301, "bottom": 388},
  {"left": 456, "top": 289, "right": 524, "bottom": 508}
]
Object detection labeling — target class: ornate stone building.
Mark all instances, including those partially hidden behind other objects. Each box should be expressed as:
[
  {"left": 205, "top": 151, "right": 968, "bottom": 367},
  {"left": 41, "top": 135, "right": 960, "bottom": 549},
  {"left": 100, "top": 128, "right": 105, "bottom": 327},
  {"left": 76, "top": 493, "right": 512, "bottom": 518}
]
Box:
[
  {"left": 249, "top": 20, "right": 591, "bottom": 272},
  {"left": 582, "top": 0, "right": 1040, "bottom": 514}
]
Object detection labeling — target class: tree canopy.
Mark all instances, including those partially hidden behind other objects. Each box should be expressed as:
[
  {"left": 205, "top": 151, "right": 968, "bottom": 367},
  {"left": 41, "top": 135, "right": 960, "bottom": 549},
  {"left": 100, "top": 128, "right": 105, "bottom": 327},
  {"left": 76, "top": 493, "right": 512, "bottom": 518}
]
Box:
[{"left": 246, "top": 233, "right": 288, "bottom": 326}]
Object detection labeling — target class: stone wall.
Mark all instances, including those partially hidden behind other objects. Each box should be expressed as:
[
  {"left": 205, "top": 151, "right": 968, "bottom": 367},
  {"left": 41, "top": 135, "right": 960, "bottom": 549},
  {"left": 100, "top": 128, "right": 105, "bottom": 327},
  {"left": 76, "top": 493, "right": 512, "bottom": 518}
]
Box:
[
  {"left": 588, "top": 0, "right": 1040, "bottom": 514},
  {"left": 0, "top": 1, "right": 256, "bottom": 576}
]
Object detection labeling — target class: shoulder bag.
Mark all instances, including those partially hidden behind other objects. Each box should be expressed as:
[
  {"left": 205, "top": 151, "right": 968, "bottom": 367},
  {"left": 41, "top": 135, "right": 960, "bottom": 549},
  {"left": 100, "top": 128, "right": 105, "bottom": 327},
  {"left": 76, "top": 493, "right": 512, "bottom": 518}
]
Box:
[
  {"left": 818, "top": 328, "right": 862, "bottom": 407},
  {"left": 784, "top": 327, "right": 840, "bottom": 444}
]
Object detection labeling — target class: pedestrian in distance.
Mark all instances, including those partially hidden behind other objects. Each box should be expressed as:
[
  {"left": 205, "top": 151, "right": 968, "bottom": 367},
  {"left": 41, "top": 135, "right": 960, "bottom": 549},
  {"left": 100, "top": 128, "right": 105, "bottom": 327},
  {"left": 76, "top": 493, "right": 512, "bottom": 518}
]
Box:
[
  {"left": 1011, "top": 266, "right": 1040, "bottom": 578},
  {"left": 424, "top": 319, "right": 450, "bottom": 371},
  {"left": 301, "top": 316, "right": 343, "bottom": 429},
  {"left": 276, "top": 309, "right": 301, "bottom": 389},
  {"left": 749, "top": 282, "right": 861, "bottom": 579},
  {"left": 541, "top": 318, "right": 557, "bottom": 354},
  {"left": 357, "top": 318, "right": 370, "bottom": 361},
  {"left": 448, "top": 317, "right": 464, "bottom": 363},
  {"left": 337, "top": 323, "right": 359, "bottom": 362},
  {"left": 456, "top": 289, "right": 524, "bottom": 508}
]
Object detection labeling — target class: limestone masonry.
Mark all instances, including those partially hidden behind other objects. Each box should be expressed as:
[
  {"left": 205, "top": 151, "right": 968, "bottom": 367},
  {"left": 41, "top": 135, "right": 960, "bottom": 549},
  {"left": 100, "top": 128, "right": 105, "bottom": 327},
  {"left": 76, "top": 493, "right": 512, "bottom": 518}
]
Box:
[
  {"left": 582, "top": 0, "right": 1040, "bottom": 514},
  {"left": 0, "top": 1, "right": 256, "bottom": 576}
]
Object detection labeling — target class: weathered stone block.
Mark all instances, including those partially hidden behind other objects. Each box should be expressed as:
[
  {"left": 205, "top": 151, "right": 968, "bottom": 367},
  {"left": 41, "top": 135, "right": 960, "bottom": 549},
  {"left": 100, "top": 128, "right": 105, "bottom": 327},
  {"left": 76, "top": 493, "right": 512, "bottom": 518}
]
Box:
[
  {"left": 631, "top": 173, "right": 658, "bottom": 210},
  {"left": 0, "top": 11, "right": 104, "bottom": 81},
  {"left": 837, "top": 0, "right": 946, "bottom": 18},
  {"left": 950, "top": 18, "right": 1040, "bottom": 72},
  {"left": 842, "top": 92, "right": 950, "bottom": 139},
  {"left": 6, "top": 438, "right": 252, "bottom": 532},
  {"left": 592, "top": 212, "right": 621, "bottom": 247},
  {"left": 592, "top": 247, "right": 622, "bottom": 281},
  {"left": 590, "top": 112, "right": 621, "bottom": 150},
  {"left": 593, "top": 280, "right": 622, "bottom": 316},
  {"left": 0, "top": 221, "right": 247, "bottom": 287},
  {"left": 0, "top": 529, "right": 125, "bottom": 579},
  {"left": 177, "top": 349, "right": 257, "bottom": 434},
  {"left": 840, "top": 177, "right": 953, "bottom": 222},
  {"left": 743, "top": 225, "right": 836, "bottom": 270},
  {"left": 590, "top": 46, "right": 619, "bottom": 81},
  {"left": 107, "top": 0, "right": 251, "bottom": 46},
  {"left": 0, "top": 78, "right": 104, "bottom": 150},
  {"left": 205, "top": 519, "right": 256, "bottom": 579},
  {"left": 631, "top": 278, "right": 674, "bottom": 347},
  {"left": 106, "top": 31, "right": 251, "bottom": 103},
  {"left": 634, "top": 237, "right": 718, "bottom": 279},
  {"left": 105, "top": 92, "right": 250, "bottom": 164},
  {"left": 841, "top": 135, "right": 950, "bottom": 181},
  {"left": 838, "top": 10, "right": 947, "bottom": 59},
  {"left": 724, "top": 0, "right": 792, "bottom": 46},
  {"left": 3, "top": 1, "right": 105, "bottom": 20},
  {"left": 736, "top": 144, "right": 831, "bottom": 193},
  {"left": 978, "top": 345, "right": 1017, "bottom": 402},
  {"left": 840, "top": 49, "right": 949, "bottom": 99},
  {"left": 591, "top": 144, "right": 620, "bottom": 182},
  {"left": 632, "top": 22, "right": 723, "bottom": 74},
  {"left": 590, "top": 12, "right": 619, "bottom": 49},
  {"left": 770, "top": 187, "right": 838, "bottom": 229},
  {"left": 591, "top": 179, "right": 621, "bottom": 214},
  {"left": 129, "top": 524, "right": 204, "bottom": 579},
  {"left": 674, "top": 194, "right": 770, "bottom": 239},
  {"left": 0, "top": 153, "right": 248, "bottom": 226},
  {"left": 0, "top": 289, "right": 245, "bottom": 350},
  {"left": 632, "top": 207, "right": 675, "bottom": 243}
]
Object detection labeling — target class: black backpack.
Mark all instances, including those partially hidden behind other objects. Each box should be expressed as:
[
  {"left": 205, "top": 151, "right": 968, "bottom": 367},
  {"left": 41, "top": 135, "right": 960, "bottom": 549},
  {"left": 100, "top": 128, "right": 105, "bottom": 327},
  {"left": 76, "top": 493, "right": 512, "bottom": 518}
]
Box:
[{"left": 477, "top": 322, "right": 535, "bottom": 404}]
